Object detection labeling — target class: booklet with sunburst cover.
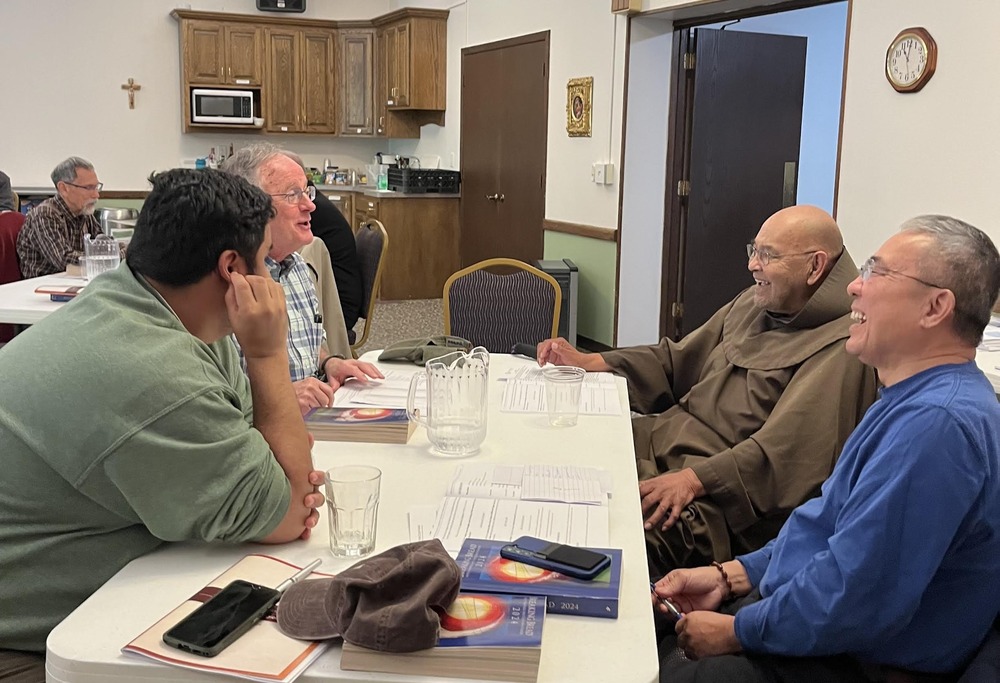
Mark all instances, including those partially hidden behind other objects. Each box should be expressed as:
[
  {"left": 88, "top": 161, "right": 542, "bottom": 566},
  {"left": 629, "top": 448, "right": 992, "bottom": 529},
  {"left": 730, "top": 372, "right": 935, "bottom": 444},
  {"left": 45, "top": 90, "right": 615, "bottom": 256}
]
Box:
[
  {"left": 341, "top": 593, "right": 544, "bottom": 683},
  {"left": 455, "top": 538, "right": 622, "bottom": 619}
]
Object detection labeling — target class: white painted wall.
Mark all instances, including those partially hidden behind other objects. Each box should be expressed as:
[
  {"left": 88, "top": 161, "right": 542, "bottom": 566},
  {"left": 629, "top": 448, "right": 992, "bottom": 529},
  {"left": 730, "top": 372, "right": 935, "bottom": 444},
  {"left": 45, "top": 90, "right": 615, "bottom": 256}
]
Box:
[
  {"left": 0, "top": 0, "right": 388, "bottom": 190},
  {"left": 616, "top": 16, "right": 673, "bottom": 347},
  {"left": 390, "top": 0, "right": 627, "bottom": 231},
  {"left": 836, "top": 0, "right": 1000, "bottom": 262}
]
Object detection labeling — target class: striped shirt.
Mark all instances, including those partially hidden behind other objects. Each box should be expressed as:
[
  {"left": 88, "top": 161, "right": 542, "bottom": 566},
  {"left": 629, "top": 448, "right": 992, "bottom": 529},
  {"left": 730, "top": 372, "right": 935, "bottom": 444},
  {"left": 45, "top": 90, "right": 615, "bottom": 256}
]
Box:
[
  {"left": 232, "top": 253, "right": 326, "bottom": 382},
  {"left": 16, "top": 194, "right": 101, "bottom": 278}
]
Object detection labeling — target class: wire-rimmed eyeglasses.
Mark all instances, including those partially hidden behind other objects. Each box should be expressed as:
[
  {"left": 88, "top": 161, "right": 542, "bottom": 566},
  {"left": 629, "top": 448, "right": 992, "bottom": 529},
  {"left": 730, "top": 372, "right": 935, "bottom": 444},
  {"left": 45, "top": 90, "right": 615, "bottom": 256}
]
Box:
[
  {"left": 64, "top": 181, "right": 104, "bottom": 192},
  {"left": 270, "top": 185, "right": 316, "bottom": 205},
  {"left": 746, "top": 243, "right": 818, "bottom": 266},
  {"left": 859, "top": 257, "right": 945, "bottom": 289}
]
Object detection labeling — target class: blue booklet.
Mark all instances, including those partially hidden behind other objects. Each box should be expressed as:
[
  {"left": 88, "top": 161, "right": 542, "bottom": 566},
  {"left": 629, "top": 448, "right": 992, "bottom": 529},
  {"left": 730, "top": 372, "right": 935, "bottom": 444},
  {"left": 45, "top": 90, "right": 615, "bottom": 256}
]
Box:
[
  {"left": 456, "top": 538, "right": 622, "bottom": 619},
  {"left": 340, "top": 594, "right": 544, "bottom": 682}
]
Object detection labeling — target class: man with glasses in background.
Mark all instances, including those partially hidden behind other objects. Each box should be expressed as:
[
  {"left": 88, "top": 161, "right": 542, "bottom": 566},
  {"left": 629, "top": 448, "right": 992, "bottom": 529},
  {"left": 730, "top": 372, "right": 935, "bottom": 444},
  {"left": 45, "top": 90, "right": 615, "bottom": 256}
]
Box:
[
  {"left": 16, "top": 157, "right": 105, "bottom": 278},
  {"left": 538, "top": 205, "right": 879, "bottom": 575},
  {"left": 222, "top": 144, "right": 381, "bottom": 416}
]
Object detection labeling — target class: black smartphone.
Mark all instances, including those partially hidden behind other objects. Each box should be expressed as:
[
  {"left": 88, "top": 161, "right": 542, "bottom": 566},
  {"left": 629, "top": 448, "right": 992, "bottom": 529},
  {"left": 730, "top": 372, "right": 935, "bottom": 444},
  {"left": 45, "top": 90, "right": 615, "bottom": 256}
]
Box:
[
  {"left": 162, "top": 579, "right": 280, "bottom": 657},
  {"left": 500, "top": 536, "right": 612, "bottom": 581}
]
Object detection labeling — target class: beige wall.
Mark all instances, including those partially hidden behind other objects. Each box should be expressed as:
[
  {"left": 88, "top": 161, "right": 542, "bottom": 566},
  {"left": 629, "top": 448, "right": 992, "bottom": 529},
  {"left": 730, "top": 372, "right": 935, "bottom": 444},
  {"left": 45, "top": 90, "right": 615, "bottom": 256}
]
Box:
[
  {"left": 0, "top": 0, "right": 389, "bottom": 189},
  {"left": 836, "top": 0, "right": 1000, "bottom": 260}
]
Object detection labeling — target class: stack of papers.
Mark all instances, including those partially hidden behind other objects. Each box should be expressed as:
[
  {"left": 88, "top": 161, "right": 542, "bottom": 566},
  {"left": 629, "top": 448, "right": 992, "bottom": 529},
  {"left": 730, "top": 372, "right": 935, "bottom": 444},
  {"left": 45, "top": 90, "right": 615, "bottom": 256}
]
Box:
[
  {"left": 499, "top": 367, "right": 622, "bottom": 415},
  {"left": 332, "top": 370, "right": 425, "bottom": 409},
  {"left": 408, "top": 464, "right": 612, "bottom": 552}
]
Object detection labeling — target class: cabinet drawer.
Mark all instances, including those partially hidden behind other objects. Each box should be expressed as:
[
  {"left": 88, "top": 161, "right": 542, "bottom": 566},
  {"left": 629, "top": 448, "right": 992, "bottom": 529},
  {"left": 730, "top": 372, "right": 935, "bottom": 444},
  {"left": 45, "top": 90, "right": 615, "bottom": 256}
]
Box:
[{"left": 359, "top": 197, "right": 380, "bottom": 218}]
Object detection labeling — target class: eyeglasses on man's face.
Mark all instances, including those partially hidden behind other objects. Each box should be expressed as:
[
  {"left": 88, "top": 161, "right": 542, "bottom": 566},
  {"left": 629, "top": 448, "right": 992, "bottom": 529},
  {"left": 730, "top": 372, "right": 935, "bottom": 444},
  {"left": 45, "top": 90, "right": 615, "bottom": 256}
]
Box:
[
  {"left": 270, "top": 185, "right": 316, "bottom": 205},
  {"left": 859, "top": 257, "right": 945, "bottom": 289},
  {"left": 64, "top": 181, "right": 103, "bottom": 192},
  {"left": 746, "top": 243, "right": 818, "bottom": 267}
]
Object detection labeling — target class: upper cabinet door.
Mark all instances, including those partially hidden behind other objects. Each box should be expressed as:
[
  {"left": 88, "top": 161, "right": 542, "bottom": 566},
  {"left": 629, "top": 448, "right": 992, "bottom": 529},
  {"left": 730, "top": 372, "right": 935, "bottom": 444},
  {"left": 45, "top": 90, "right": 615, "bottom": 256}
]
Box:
[
  {"left": 225, "top": 25, "right": 263, "bottom": 86},
  {"left": 184, "top": 21, "right": 226, "bottom": 84},
  {"left": 392, "top": 22, "right": 410, "bottom": 108},
  {"left": 382, "top": 17, "right": 445, "bottom": 111},
  {"left": 301, "top": 30, "right": 337, "bottom": 133},
  {"left": 265, "top": 28, "right": 300, "bottom": 133},
  {"left": 338, "top": 29, "right": 375, "bottom": 136}
]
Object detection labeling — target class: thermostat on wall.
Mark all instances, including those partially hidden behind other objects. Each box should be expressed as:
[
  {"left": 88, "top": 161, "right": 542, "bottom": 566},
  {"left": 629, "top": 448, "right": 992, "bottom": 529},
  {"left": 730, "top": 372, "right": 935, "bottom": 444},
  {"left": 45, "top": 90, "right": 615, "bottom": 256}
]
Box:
[{"left": 256, "top": 0, "right": 306, "bottom": 12}]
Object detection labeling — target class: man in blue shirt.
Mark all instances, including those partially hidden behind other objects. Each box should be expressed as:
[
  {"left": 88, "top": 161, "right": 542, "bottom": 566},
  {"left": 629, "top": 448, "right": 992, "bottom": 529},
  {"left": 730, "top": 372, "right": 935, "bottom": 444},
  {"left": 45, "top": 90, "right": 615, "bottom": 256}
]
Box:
[{"left": 653, "top": 215, "right": 1000, "bottom": 681}]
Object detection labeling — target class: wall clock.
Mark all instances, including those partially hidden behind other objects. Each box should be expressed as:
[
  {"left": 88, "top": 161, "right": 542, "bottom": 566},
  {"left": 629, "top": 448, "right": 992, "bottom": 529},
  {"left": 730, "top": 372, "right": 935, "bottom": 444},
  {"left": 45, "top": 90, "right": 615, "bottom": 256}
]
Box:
[{"left": 886, "top": 27, "right": 937, "bottom": 93}]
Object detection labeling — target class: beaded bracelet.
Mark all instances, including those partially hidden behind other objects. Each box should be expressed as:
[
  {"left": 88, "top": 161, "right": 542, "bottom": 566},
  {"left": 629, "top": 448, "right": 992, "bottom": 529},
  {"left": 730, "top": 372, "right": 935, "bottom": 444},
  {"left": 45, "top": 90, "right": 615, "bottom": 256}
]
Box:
[{"left": 711, "top": 561, "right": 733, "bottom": 600}]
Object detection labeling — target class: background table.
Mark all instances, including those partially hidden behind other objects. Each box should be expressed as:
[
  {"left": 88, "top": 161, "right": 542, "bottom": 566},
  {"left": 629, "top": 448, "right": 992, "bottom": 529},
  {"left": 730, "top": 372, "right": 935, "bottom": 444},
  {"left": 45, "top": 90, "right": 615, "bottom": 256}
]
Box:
[
  {"left": 0, "top": 272, "right": 82, "bottom": 325},
  {"left": 45, "top": 353, "right": 659, "bottom": 683}
]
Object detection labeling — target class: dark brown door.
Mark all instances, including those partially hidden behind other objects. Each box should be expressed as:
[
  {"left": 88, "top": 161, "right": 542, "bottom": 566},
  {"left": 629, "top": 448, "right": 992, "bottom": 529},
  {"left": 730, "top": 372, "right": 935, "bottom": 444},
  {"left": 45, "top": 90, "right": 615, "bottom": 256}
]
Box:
[
  {"left": 666, "top": 28, "right": 807, "bottom": 337},
  {"left": 460, "top": 32, "right": 549, "bottom": 267}
]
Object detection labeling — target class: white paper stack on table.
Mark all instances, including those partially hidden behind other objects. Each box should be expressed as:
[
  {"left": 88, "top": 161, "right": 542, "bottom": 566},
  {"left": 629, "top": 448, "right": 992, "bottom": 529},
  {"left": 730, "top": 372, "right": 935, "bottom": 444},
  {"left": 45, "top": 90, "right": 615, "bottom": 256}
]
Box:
[
  {"left": 499, "top": 367, "right": 623, "bottom": 415},
  {"left": 408, "top": 464, "right": 613, "bottom": 552},
  {"left": 331, "top": 369, "right": 425, "bottom": 409}
]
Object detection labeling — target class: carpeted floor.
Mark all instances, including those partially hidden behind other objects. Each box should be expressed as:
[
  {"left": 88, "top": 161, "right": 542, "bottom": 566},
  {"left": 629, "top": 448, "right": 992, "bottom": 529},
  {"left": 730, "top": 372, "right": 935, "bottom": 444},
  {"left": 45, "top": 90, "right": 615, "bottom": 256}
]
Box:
[{"left": 352, "top": 298, "right": 445, "bottom": 357}]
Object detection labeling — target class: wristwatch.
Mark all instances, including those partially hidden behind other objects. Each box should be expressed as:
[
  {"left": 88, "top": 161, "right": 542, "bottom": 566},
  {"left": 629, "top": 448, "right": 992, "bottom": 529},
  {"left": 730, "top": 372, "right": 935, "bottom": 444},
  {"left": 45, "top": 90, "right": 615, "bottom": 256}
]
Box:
[{"left": 314, "top": 356, "right": 341, "bottom": 382}]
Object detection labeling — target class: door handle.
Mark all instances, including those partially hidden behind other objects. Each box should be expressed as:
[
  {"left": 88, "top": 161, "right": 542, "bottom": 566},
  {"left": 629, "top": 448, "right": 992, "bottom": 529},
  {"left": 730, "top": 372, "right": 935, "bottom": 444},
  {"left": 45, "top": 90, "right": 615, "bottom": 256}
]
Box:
[
  {"left": 485, "top": 193, "right": 498, "bottom": 201},
  {"left": 497, "top": 194, "right": 505, "bottom": 203}
]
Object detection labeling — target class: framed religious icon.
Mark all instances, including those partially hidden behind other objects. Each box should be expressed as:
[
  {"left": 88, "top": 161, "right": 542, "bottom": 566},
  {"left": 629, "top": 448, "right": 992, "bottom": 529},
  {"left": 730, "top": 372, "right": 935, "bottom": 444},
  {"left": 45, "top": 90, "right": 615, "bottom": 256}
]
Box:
[{"left": 566, "top": 77, "right": 593, "bottom": 137}]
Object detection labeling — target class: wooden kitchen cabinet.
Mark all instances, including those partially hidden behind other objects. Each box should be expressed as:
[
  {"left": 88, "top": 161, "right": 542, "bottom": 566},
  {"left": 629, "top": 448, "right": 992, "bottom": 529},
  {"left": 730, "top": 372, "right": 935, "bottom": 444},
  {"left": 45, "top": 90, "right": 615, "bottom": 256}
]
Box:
[
  {"left": 323, "top": 191, "right": 354, "bottom": 224},
  {"left": 337, "top": 29, "right": 375, "bottom": 136},
  {"left": 373, "top": 12, "right": 446, "bottom": 111},
  {"left": 182, "top": 20, "right": 263, "bottom": 86},
  {"left": 264, "top": 27, "right": 336, "bottom": 134},
  {"left": 355, "top": 196, "right": 379, "bottom": 232},
  {"left": 172, "top": 9, "right": 447, "bottom": 137},
  {"left": 377, "top": 196, "right": 459, "bottom": 300}
]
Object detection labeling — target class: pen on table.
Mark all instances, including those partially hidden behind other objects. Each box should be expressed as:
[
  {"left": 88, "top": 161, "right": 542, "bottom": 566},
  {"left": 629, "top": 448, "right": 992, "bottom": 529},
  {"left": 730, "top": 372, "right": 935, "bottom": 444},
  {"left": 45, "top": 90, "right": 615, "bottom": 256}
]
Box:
[
  {"left": 276, "top": 559, "right": 323, "bottom": 594},
  {"left": 649, "top": 582, "right": 684, "bottom": 620}
]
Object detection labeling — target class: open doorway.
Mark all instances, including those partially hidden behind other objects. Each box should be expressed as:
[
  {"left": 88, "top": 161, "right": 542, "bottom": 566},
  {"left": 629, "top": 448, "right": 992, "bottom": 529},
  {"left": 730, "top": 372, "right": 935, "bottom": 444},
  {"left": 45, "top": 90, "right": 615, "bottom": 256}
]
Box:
[{"left": 660, "top": 1, "right": 849, "bottom": 338}]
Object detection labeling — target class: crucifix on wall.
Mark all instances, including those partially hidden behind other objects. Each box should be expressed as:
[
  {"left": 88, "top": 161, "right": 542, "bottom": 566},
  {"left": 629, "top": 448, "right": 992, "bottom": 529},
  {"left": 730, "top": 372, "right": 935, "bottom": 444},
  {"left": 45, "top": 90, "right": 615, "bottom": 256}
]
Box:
[{"left": 121, "top": 78, "right": 141, "bottom": 109}]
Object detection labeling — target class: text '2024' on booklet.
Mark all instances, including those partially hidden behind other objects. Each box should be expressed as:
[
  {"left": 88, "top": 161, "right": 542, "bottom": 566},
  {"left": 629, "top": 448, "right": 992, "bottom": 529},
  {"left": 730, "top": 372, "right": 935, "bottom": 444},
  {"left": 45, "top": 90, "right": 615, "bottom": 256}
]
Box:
[
  {"left": 303, "top": 407, "right": 416, "bottom": 444},
  {"left": 341, "top": 593, "right": 545, "bottom": 683},
  {"left": 456, "top": 538, "right": 622, "bottom": 619},
  {"left": 122, "top": 554, "right": 330, "bottom": 683}
]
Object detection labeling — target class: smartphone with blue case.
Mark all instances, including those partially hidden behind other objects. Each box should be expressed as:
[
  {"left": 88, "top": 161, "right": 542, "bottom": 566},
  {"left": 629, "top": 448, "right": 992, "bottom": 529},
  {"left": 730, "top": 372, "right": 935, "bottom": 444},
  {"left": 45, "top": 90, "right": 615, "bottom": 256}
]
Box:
[{"left": 500, "top": 536, "right": 611, "bottom": 581}]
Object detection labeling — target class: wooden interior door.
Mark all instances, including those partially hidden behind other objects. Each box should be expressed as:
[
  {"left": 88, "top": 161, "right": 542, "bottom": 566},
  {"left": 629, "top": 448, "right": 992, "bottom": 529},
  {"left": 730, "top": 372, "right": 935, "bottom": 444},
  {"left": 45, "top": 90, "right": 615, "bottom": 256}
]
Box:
[
  {"left": 460, "top": 32, "right": 549, "bottom": 268},
  {"left": 667, "top": 28, "right": 807, "bottom": 336}
]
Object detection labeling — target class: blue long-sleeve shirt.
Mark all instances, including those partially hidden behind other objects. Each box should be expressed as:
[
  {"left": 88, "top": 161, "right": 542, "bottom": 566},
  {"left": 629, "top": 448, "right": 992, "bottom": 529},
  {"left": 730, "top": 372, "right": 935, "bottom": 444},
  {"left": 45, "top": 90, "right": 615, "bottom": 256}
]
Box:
[{"left": 734, "top": 361, "right": 1000, "bottom": 673}]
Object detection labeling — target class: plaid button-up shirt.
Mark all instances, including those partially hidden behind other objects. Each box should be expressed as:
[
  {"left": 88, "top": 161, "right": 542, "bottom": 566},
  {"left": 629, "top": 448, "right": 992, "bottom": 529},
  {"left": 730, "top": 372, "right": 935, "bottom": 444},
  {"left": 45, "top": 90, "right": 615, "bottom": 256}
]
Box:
[
  {"left": 16, "top": 194, "right": 101, "bottom": 278},
  {"left": 233, "top": 252, "right": 325, "bottom": 382}
]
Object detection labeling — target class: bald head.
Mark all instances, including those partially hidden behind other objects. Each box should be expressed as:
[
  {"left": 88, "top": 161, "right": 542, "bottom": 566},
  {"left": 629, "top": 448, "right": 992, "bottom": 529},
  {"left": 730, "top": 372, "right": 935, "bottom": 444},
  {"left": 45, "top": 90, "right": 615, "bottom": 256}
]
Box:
[
  {"left": 749, "top": 205, "right": 845, "bottom": 315},
  {"left": 764, "top": 205, "right": 843, "bottom": 269}
]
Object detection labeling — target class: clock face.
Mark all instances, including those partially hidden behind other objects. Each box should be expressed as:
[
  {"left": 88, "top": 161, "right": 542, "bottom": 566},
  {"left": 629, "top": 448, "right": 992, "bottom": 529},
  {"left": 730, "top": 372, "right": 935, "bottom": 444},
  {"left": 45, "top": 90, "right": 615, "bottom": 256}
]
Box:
[
  {"left": 888, "top": 34, "right": 927, "bottom": 87},
  {"left": 885, "top": 28, "right": 937, "bottom": 93}
]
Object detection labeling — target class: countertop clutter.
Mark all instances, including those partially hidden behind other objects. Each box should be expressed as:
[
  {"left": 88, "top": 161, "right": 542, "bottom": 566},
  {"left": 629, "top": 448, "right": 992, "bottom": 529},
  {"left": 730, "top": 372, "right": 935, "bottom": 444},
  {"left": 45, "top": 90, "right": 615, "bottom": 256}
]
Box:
[{"left": 317, "top": 185, "right": 460, "bottom": 199}]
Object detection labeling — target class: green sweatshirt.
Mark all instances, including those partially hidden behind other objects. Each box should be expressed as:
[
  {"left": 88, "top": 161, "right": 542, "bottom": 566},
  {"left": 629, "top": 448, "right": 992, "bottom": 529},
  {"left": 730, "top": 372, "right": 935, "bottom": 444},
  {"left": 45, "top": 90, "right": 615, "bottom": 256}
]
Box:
[{"left": 0, "top": 264, "right": 290, "bottom": 652}]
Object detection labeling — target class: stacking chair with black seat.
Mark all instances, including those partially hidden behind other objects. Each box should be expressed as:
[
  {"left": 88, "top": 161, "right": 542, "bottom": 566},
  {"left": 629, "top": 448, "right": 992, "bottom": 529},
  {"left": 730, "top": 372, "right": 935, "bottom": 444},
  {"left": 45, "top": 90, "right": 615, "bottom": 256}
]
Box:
[
  {"left": 443, "top": 257, "right": 561, "bottom": 353},
  {"left": 349, "top": 218, "right": 389, "bottom": 358}
]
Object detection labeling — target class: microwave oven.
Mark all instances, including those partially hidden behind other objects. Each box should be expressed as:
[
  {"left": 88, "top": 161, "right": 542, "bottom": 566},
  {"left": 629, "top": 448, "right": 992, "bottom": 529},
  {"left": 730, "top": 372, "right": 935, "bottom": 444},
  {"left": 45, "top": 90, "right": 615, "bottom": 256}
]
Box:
[{"left": 191, "top": 88, "right": 255, "bottom": 125}]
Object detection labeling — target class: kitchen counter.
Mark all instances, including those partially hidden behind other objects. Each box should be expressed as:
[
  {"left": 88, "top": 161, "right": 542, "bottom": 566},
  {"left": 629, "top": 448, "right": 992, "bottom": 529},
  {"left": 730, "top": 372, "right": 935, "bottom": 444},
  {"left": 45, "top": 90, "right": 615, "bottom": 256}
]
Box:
[{"left": 316, "top": 184, "right": 460, "bottom": 199}]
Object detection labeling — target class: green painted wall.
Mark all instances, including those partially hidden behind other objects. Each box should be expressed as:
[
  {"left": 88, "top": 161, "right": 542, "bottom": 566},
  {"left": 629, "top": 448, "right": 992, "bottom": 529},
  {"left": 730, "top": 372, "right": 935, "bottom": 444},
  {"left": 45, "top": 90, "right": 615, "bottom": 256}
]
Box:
[{"left": 543, "top": 231, "right": 617, "bottom": 347}]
